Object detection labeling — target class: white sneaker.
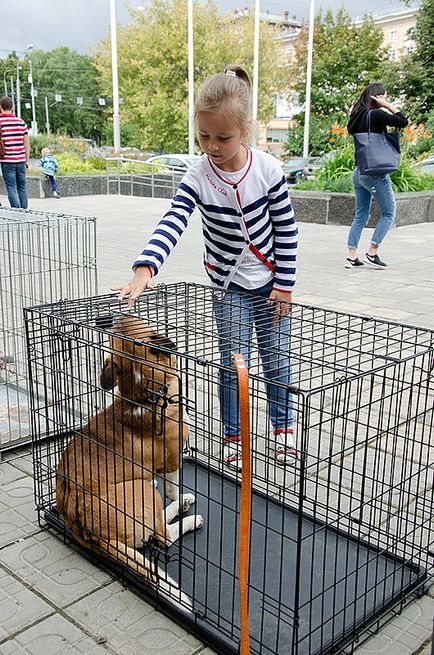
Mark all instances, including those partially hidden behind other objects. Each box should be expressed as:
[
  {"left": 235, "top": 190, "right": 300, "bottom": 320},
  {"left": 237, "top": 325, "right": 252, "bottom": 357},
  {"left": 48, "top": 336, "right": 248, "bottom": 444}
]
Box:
[
  {"left": 273, "top": 428, "right": 301, "bottom": 465},
  {"left": 223, "top": 436, "right": 242, "bottom": 470}
]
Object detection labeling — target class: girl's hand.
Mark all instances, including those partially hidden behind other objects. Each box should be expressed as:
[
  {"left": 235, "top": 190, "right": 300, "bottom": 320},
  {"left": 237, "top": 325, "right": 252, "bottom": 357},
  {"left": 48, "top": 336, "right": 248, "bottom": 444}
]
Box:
[
  {"left": 112, "top": 266, "right": 154, "bottom": 309},
  {"left": 268, "top": 289, "right": 293, "bottom": 323}
]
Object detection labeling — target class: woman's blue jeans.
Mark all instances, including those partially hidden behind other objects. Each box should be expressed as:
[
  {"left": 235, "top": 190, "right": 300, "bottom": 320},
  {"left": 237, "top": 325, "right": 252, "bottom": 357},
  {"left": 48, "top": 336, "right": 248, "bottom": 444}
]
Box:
[
  {"left": 212, "top": 280, "right": 293, "bottom": 437},
  {"left": 347, "top": 168, "right": 396, "bottom": 249},
  {"left": 1, "top": 162, "right": 28, "bottom": 209}
]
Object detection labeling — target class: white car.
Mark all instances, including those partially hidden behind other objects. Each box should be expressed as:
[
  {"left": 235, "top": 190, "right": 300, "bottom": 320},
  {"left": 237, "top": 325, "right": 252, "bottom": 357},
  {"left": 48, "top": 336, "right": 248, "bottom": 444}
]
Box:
[{"left": 145, "top": 154, "right": 201, "bottom": 171}]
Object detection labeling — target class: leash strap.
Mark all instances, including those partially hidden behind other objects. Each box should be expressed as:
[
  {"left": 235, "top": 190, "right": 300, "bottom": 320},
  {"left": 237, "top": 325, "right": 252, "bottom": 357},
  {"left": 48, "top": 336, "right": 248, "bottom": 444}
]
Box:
[{"left": 232, "top": 352, "right": 251, "bottom": 655}]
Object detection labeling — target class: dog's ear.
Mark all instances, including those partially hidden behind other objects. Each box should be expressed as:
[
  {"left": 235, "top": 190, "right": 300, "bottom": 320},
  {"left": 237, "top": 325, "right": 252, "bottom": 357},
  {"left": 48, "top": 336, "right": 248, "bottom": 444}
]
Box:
[
  {"left": 147, "top": 333, "right": 177, "bottom": 356},
  {"left": 100, "top": 357, "right": 120, "bottom": 390}
]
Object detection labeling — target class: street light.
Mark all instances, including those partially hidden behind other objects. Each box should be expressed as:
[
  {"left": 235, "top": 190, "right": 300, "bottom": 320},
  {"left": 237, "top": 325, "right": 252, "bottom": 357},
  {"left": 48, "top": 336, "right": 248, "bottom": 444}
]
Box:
[{"left": 251, "top": 0, "right": 260, "bottom": 147}]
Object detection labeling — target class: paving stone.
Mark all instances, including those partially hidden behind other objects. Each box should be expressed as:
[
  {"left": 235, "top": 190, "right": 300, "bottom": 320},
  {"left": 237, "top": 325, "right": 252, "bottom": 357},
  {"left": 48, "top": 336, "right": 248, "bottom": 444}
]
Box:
[
  {"left": 0, "top": 532, "right": 111, "bottom": 608},
  {"left": 0, "top": 475, "right": 40, "bottom": 547},
  {"left": 65, "top": 581, "right": 203, "bottom": 655},
  {"left": 0, "top": 462, "right": 28, "bottom": 486},
  {"left": 0, "top": 613, "right": 108, "bottom": 654},
  {"left": 0, "top": 568, "right": 53, "bottom": 640},
  {"left": 354, "top": 594, "right": 434, "bottom": 655}
]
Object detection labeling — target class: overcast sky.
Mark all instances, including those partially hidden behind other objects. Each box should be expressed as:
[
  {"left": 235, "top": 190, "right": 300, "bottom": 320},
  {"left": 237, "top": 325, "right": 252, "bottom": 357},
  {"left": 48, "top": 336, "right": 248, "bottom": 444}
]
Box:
[{"left": 1, "top": 0, "right": 417, "bottom": 57}]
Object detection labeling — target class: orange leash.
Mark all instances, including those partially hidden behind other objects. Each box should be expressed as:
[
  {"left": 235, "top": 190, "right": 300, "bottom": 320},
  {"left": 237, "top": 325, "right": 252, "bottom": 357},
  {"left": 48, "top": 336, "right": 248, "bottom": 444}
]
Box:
[{"left": 232, "top": 353, "right": 251, "bottom": 655}]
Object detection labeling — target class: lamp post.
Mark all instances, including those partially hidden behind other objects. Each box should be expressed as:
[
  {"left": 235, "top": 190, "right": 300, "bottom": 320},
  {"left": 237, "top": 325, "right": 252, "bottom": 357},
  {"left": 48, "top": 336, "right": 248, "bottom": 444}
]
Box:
[
  {"left": 303, "top": 0, "right": 315, "bottom": 157},
  {"left": 109, "top": 0, "right": 121, "bottom": 152},
  {"left": 28, "top": 58, "right": 38, "bottom": 136}
]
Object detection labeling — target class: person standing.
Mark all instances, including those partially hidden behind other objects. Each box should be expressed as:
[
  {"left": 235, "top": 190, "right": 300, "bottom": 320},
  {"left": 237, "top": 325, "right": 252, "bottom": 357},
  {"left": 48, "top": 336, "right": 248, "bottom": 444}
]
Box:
[
  {"left": 0, "top": 96, "right": 30, "bottom": 209},
  {"left": 345, "top": 83, "right": 408, "bottom": 269},
  {"left": 115, "top": 65, "right": 299, "bottom": 470}
]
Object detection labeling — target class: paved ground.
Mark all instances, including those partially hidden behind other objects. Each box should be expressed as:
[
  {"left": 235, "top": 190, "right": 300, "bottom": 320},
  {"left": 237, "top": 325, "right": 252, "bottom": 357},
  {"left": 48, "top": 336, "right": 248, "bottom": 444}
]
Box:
[{"left": 0, "top": 193, "right": 433, "bottom": 655}]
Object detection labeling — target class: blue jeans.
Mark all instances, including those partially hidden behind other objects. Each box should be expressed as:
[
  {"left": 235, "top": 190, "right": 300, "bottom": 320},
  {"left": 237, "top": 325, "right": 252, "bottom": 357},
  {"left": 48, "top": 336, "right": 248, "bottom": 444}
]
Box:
[
  {"left": 1, "top": 162, "right": 28, "bottom": 209},
  {"left": 212, "top": 281, "right": 293, "bottom": 437},
  {"left": 347, "top": 168, "right": 395, "bottom": 249},
  {"left": 46, "top": 174, "right": 57, "bottom": 193}
]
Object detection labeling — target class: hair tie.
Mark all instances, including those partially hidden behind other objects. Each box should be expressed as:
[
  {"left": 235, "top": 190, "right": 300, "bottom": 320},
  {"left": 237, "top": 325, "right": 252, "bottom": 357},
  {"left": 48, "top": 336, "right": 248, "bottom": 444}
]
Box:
[{"left": 225, "top": 69, "right": 236, "bottom": 77}]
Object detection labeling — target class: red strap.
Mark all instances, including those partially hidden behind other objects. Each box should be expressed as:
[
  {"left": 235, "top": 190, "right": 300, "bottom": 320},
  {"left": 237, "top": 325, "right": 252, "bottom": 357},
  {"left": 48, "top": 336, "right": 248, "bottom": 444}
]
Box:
[{"left": 232, "top": 353, "right": 251, "bottom": 655}]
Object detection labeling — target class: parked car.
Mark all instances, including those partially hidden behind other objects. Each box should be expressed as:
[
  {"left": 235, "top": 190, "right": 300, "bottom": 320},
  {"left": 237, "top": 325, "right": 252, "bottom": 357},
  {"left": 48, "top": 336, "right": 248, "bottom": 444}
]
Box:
[
  {"left": 145, "top": 154, "right": 201, "bottom": 171},
  {"left": 414, "top": 155, "right": 434, "bottom": 176},
  {"left": 282, "top": 157, "right": 310, "bottom": 184}
]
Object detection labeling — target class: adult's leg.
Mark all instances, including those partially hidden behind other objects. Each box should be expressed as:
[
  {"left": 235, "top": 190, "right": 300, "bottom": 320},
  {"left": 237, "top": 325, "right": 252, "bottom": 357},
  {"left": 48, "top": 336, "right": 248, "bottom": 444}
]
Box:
[
  {"left": 363, "top": 174, "right": 396, "bottom": 252},
  {"left": 347, "top": 168, "right": 373, "bottom": 258},
  {"left": 1, "top": 163, "right": 20, "bottom": 208},
  {"left": 15, "top": 163, "right": 28, "bottom": 209}
]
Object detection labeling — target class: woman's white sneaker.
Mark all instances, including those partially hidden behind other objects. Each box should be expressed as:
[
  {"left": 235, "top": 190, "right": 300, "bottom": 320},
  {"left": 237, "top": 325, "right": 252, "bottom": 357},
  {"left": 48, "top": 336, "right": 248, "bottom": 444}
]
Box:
[{"left": 273, "top": 428, "right": 301, "bottom": 465}]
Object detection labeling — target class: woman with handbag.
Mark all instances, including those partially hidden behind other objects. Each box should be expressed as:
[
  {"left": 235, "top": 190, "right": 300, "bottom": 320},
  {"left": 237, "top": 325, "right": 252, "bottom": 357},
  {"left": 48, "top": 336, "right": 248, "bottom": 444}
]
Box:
[{"left": 345, "top": 83, "right": 408, "bottom": 269}]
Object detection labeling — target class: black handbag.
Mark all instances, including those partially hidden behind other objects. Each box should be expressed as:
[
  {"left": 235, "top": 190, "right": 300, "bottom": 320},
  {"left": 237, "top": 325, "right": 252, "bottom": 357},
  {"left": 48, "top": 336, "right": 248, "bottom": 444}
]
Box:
[{"left": 353, "top": 110, "right": 401, "bottom": 176}]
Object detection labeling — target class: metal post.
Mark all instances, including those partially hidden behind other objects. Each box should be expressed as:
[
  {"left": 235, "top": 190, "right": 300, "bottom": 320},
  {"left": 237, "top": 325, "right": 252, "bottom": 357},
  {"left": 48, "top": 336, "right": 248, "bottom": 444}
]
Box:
[
  {"left": 251, "top": 0, "right": 260, "bottom": 147},
  {"left": 10, "top": 77, "right": 15, "bottom": 108},
  {"left": 29, "top": 59, "right": 38, "bottom": 136},
  {"left": 187, "top": 0, "right": 195, "bottom": 155},
  {"left": 3, "top": 75, "right": 7, "bottom": 96},
  {"left": 303, "top": 0, "right": 315, "bottom": 157},
  {"left": 16, "top": 63, "right": 21, "bottom": 118},
  {"left": 109, "top": 0, "right": 121, "bottom": 152},
  {"left": 45, "top": 96, "right": 50, "bottom": 133}
]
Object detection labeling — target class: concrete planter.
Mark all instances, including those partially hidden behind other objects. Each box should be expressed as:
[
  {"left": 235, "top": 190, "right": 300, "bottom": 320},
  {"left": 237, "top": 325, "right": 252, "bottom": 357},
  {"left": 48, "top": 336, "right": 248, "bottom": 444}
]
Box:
[
  {"left": 1, "top": 175, "right": 433, "bottom": 226},
  {"left": 289, "top": 190, "right": 434, "bottom": 227}
]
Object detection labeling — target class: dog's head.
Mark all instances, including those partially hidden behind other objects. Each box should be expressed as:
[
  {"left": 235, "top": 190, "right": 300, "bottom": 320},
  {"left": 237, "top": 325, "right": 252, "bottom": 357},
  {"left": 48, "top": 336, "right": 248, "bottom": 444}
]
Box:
[{"left": 100, "top": 315, "right": 179, "bottom": 406}]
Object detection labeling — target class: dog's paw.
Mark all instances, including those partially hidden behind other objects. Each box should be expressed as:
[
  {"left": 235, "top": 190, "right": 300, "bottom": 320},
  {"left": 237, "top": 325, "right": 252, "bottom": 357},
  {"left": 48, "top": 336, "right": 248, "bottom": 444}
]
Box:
[
  {"left": 194, "top": 514, "right": 204, "bottom": 530},
  {"left": 181, "top": 493, "right": 195, "bottom": 512}
]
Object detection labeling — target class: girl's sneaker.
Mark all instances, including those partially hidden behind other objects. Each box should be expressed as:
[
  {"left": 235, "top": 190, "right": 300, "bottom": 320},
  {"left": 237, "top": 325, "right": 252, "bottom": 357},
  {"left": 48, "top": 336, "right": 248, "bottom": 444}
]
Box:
[
  {"left": 223, "top": 435, "right": 242, "bottom": 470},
  {"left": 273, "top": 428, "right": 301, "bottom": 465}
]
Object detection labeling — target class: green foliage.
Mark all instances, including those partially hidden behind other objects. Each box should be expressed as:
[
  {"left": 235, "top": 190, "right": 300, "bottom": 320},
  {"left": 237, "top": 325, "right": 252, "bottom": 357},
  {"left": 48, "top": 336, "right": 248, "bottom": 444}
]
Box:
[
  {"left": 93, "top": 0, "right": 292, "bottom": 152},
  {"left": 29, "top": 134, "right": 92, "bottom": 158},
  {"left": 390, "top": 159, "right": 434, "bottom": 192},
  {"left": 286, "top": 8, "right": 386, "bottom": 156}
]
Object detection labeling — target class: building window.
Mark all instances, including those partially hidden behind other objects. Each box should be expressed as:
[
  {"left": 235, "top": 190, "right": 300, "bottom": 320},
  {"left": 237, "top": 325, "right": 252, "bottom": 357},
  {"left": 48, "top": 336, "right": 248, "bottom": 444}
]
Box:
[
  {"left": 266, "top": 128, "right": 288, "bottom": 143},
  {"left": 390, "top": 29, "right": 397, "bottom": 41},
  {"left": 389, "top": 48, "right": 396, "bottom": 60}
]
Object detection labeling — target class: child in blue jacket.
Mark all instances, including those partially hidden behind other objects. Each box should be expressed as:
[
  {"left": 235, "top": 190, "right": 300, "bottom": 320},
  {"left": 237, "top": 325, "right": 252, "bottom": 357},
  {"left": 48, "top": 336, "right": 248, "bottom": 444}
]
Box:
[{"left": 39, "top": 147, "right": 60, "bottom": 197}]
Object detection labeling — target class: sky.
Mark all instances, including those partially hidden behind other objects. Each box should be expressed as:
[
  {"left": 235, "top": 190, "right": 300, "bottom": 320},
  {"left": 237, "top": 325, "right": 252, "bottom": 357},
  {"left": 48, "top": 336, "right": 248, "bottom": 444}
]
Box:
[{"left": 1, "top": 0, "right": 417, "bottom": 57}]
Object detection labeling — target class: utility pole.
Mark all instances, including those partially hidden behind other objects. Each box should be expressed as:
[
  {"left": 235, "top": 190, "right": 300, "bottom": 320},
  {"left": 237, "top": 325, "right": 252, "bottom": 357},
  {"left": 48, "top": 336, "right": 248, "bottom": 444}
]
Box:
[
  {"left": 303, "top": 0, "right": 315, "bottom": 157},
  {"left": 45, "top": 97, "right": 50, "bottom": 134},
  {"left": 16, "top": 63, "right": 21, "bottom": 118},
  {"left": 109, "top": 0, "right": 121, "bottom": 151}
]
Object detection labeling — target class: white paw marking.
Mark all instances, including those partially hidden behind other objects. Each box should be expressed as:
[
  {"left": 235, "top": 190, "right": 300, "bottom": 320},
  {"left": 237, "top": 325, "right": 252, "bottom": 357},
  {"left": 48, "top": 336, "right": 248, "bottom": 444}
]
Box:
[{"left": 182, "top": 493, "right": 195, "bottom": 512}]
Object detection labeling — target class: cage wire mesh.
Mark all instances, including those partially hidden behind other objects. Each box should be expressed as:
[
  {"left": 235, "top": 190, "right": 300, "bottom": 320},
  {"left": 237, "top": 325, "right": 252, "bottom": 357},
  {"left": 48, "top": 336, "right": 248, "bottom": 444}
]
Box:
[
  {"left": 25, "top": 282, "right": 433, "bottom": 655},
  {"left": 0, "top": 207, "right": 97, "bottom": 451}
]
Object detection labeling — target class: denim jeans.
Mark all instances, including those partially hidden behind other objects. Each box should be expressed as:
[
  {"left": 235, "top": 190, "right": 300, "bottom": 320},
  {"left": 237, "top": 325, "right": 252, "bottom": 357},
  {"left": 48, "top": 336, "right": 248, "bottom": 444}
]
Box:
[
  {"left": 1, "top": 162, "right": 28, "bottom": 209},
  {"left": 46, "top": 174, "right": 57, "bottom": 193},
  {"left": 212, "top": 280, "right": 293, "bottom": 437},
  {"left": 347, "top": 168, "right": 396, "bottom": 249}
]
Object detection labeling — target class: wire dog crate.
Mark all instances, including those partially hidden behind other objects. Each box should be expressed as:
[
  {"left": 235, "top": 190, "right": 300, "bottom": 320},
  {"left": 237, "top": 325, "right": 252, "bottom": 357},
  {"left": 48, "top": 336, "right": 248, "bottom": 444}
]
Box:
[
  {"left": 25, "top": 283, "right": 433, "bottom": 655},
  {"left": 0, "top": 208, "right": 97, "bottom": 452}
]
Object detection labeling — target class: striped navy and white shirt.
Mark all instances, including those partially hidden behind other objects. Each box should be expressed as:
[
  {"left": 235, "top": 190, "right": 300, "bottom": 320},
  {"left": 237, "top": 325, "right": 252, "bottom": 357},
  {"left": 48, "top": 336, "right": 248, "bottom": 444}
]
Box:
[{"left": 133, "top": 147, "right": 298, "bottom": 292}]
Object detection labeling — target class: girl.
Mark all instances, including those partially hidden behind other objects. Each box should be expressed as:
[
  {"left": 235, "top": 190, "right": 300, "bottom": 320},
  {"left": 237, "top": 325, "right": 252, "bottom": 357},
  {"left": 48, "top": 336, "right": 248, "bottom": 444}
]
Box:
[
  {"left": 346, "top": 83, "right": 408, "bottom": 269},
  {"left": 115, "top": 65, "right": 298, "bottom": 470}
]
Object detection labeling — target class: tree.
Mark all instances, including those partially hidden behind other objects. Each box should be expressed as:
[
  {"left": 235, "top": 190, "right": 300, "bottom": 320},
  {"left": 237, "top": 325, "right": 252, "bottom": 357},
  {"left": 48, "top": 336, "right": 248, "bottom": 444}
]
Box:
[
  {"left": 382, "top": 0, "right": 434, "bottom": 124},
  {"left": 18, "top": 48, "right": 104, "bottom": 142},
  {"left": 93, "top": 0, "right": 292, "bottom": 151},
  {"left": 285, "top": 9, "right": 386, "bottom": 156}
]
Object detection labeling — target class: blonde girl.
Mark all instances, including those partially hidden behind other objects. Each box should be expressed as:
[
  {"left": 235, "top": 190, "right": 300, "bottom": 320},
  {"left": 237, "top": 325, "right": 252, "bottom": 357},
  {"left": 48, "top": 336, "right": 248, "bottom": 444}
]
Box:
[{"left": 115, "top": 65, "right": 299, "bottom": 469}]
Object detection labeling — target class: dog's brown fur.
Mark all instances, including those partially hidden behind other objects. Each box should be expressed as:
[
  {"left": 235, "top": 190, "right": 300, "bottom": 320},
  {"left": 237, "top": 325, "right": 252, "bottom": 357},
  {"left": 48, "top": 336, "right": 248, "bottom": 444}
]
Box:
[{"left": 56, "top": 316, "right": 199, "bottom": 586}]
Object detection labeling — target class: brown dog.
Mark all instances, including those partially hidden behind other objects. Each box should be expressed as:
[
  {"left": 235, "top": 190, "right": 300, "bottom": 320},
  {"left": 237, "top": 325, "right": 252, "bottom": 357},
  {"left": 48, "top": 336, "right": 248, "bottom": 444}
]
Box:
[{"left": 56, "top": 315, "right": 202, "bottom": 605}]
